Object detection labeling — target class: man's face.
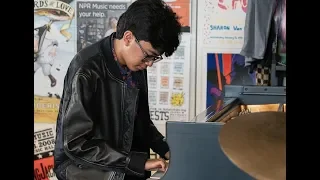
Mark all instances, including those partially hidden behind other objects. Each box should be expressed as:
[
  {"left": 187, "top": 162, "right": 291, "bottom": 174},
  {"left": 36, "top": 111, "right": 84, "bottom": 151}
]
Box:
[{"left": 121, "top": 31, "right": 162, "bottom": 71}]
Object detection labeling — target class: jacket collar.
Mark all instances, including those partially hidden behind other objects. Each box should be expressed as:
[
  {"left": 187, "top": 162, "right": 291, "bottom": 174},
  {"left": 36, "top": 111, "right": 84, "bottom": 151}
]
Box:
[
  {"left": 98, "top": 33, "right": 146, "bottom": 89},
  {"left": 99, "top": 33, "right": 123, "bottom": 81}
]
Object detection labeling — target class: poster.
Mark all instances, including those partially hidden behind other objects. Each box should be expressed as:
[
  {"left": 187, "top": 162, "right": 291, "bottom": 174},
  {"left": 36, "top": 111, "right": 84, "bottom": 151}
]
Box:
[
  {"left": 76, "top": 1, "right": 130, "bottom": 52},
  {"left": 147, "top": 33, "right": 191, "bottom": 126},
  {"left": 34, "top": 123, "right": 58, "bottom": 180},
  {"left": 34, "top": 156, "right": 57, "bottom": 180},
  {"left": 164, "top": 0, "right": 191, "bottom": 32},
  {"left": 199, "top": 0, "right": 247, "bottom": 52},
  {"left": 206, "top": 53, "right": 255, "bottom": 108},
  {"left": 34, "top": 0, "right": 77, "bottom": 123}
]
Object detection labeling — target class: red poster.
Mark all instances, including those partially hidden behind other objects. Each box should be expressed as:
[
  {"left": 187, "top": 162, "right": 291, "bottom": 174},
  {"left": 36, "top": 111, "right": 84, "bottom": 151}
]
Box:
[{"left": 34, "top": 156, "right": 56, "bottom": 180}]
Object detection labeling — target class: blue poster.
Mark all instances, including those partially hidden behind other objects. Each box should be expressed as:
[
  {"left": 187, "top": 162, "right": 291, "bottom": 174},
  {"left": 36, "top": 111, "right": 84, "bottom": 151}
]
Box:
[{"left": 206, "top": 53, "right": 256, "bottom": 108}]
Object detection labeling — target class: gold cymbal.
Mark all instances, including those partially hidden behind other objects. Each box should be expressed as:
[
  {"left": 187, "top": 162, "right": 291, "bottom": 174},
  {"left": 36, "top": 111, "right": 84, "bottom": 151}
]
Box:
[{"left": 219, "top": 111, "right": 286, "bottom": 180}]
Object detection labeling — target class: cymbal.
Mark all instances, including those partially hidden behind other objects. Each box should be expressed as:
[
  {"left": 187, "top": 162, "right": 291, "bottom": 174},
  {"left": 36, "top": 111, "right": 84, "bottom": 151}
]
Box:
[{"left": 219, "top": 111, "right": 286, "bottom": 180}]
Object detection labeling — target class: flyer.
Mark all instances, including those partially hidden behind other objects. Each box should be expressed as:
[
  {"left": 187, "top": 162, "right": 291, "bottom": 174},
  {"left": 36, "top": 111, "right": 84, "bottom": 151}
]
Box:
[
  {"left": 147, "top": 33, "right": 191, "bottom": 125},
  {"left": 34, "top": 125, "right": 56, "bottom": 156},
  {"left": 198, "top": 0, "right": 247, "bottom": 52},
  {"left": 76, "top": 1, "right": 130, "bottom": 52}
]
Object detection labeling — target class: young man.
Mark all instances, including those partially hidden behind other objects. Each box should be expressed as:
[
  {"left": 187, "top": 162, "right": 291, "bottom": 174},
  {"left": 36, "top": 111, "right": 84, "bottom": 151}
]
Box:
[{"left": 53, "top": 0, "right": 182, "bottom": 179}]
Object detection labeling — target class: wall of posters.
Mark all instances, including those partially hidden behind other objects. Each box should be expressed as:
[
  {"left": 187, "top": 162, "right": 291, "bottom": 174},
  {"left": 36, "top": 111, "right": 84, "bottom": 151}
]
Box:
[
  {"left": 196, "top": 0, "right": 248, "bottom": 113},
  {"left": 76, "top": 1, "right": 130, "bottom": 52},
  {"left": 34, "top": 0, "right": 77, "bottom": 123},
  {"left": 147, "top": 33, "right": 191, "bottom": 135}
]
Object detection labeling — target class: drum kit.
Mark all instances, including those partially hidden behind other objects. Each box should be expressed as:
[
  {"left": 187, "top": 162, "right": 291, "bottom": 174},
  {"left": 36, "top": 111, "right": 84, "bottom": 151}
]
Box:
[{"left": 218, "top": 111, "right": 286, "bottom": 180}]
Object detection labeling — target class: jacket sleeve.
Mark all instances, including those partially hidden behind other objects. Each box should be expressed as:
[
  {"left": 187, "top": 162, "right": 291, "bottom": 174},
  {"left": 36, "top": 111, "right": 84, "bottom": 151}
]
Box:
[
  {"left": 147, "top": 118, "right": 170, "bottom": 160},
  {"left": 142, "top": 70, "right": 170, "bottom": 159},
  {"left": 62, "top": 69, "right": 148, "bottom": 177}
]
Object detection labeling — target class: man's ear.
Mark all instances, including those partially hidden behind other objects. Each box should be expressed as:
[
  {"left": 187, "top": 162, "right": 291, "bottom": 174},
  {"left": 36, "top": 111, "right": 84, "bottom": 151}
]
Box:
[{"left": 123, "top": 31, "right": 134, "bottom": 46}]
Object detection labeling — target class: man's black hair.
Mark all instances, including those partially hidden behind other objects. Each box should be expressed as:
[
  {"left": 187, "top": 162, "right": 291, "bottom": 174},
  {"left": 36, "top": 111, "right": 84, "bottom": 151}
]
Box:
[{"left": 115, "top": 0, "right": 182, "bottom": 57}]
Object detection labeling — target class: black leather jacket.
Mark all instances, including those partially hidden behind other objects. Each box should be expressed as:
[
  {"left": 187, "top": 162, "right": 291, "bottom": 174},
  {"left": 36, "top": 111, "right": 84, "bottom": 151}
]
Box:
[{"left": 53, "top": 34, "right": 169, "bottom": 180}]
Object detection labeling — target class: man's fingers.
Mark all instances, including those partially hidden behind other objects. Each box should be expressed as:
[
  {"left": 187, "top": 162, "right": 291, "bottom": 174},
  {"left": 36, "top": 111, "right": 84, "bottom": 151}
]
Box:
[
  {"left": 159, "top": 158, "right": 165, "bottom": 171},
  {"left": 165, "top": 162, "right": 169, "bottom": 172},
  {"left": 159, "top": 159, "right": 168, "bottom": 172},
  {"left": 160, "top": 161, "right": 166, "bottom": 172},
  {"left": 147, "top": 159, "right": 169, "bottom": 172}
]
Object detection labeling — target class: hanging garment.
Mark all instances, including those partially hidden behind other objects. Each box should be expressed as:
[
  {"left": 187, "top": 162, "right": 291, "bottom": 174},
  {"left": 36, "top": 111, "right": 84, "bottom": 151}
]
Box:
[{"left": 240, "top": 0, "right": 278, "bottom": 67}]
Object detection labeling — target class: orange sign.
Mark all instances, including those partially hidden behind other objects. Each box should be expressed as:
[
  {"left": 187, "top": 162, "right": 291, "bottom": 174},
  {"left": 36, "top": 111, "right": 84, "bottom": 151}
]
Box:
[{"left": 165, "top": 0, "right": 190, "bottom": 32}]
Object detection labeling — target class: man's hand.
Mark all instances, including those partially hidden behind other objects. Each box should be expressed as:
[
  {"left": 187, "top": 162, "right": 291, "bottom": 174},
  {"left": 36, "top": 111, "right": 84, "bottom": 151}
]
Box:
[{"left": 145, "top": 158, "right": 168, "bottom": 172}]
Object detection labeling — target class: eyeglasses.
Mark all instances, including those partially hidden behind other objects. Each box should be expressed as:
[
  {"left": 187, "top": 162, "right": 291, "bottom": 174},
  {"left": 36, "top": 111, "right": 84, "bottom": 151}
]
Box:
[{"left": 135, "top": 37, "right": 163, "bottom": 63}]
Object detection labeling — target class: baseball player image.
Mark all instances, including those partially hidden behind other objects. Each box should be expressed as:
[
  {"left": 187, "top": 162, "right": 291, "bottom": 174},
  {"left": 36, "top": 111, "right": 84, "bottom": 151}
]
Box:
[{"left": 34, "top": 21, "right": 58, "bottom": 88}]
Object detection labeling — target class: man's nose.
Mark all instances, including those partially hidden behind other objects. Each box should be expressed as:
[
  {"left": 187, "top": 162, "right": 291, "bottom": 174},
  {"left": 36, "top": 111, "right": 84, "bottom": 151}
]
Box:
[{"left": 145, "top": 61, "right": 153, "bottom": 67}]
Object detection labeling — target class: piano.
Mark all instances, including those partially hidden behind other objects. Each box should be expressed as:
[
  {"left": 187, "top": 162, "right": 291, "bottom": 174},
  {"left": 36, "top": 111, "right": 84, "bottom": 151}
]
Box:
[{"left": 148, "top": 85, "right": 286, "bottom": 180}]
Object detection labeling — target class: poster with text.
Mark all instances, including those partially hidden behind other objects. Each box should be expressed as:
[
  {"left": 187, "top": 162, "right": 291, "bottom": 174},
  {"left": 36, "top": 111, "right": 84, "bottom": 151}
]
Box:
[
  {"left": 206, "top": 53, "right": 255, "bottom": 108},
  {"left": 164, "top": 0, "right": 191, "bottom": 32},
  {"left": 76, "top": 1, "right": 130, "bottom": 52},
  {"left": 198, "top": 0, "right": 247, "bottom": 52},
  {"left": 147, "top": 33, "right": 191, "bottom": 128},
  {"left": 34, "top": 123, "right": 58, "bottom": 180},
  {"left": 34, "top": 0, "right": 77, "bottom": 123}
]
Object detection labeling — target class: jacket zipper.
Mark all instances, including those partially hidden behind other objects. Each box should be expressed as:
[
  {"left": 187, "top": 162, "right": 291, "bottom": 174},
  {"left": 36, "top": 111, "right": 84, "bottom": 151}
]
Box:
[
  {"left": 120, "top": 83, "right": 126, "bottom": 148},
  {"left": 127, "top": 89, "right": 139, "bottom": 152},
  {"left": 102, "top": 64, "right": 127, "bottom": 149}
]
